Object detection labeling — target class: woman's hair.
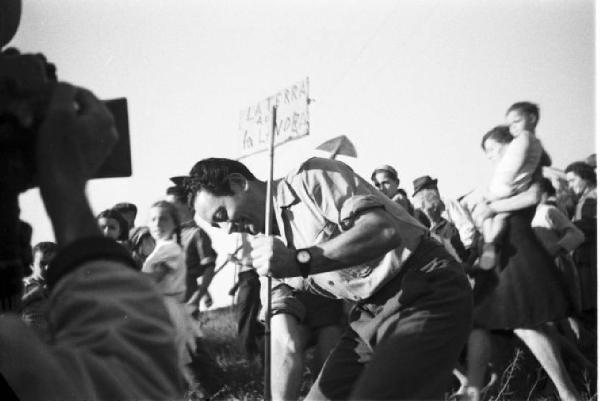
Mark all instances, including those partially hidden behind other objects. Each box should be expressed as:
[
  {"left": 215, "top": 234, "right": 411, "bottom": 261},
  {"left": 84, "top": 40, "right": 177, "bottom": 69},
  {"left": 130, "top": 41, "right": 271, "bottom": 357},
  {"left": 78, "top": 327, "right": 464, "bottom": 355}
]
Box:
[
  {"left": 150, "top": 200, "right": 182, "bottom": 245},
  {"left": 565, "top": 161, "right": 597, "bottom": 186},
  {"left": 96, "top": 209, "right": 129, "bottom": 241},
  {"left": 480, "top": 125, "right": 513, "bottom": 150},
  {"left": 539, "top": 177, "right": 557, "bottom": 197}
]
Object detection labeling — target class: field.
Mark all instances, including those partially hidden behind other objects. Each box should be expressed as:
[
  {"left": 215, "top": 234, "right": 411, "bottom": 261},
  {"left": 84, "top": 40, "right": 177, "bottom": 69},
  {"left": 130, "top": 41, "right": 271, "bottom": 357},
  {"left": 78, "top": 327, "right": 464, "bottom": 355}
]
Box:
[{"left": 195, "top": 306, "right": 596, "bottom": 401}]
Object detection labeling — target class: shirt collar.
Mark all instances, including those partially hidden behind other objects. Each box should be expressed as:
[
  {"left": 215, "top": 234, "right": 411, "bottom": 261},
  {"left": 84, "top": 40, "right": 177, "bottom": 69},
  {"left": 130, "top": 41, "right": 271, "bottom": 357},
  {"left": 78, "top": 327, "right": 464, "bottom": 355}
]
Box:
[
  {"left": 180, "top": 220, "right": 197, "bottom": 229},
  {"left": 275, "top": 178, "right": 300, "bottom": 208}
]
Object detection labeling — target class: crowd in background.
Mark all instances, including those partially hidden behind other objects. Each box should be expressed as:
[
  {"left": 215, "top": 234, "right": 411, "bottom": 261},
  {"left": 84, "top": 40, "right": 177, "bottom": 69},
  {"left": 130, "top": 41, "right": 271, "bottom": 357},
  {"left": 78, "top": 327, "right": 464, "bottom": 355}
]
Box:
[{"left": 18, "top": 101, "right": 596, "bottom": 401}]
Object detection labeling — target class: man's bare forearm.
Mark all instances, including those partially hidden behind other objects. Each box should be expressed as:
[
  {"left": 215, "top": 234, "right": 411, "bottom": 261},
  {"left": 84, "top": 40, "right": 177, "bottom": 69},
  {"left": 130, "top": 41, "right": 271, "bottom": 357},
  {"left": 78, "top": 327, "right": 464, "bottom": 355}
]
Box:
[{"left": 305, "top": 209, "right": 406, "bottom": 275}]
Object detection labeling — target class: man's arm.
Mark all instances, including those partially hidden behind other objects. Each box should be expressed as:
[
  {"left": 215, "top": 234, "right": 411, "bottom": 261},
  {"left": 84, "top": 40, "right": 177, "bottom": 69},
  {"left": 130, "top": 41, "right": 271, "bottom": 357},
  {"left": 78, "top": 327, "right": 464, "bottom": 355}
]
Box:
[
  {"left": 37, "top": 84, "right": 117, "bottom": 246},
  {"left": 251, "top": 208, "right": 406, "bottom": 278},
  {"left": 1, "top": 83, "right": 184, "bottom": 401}
]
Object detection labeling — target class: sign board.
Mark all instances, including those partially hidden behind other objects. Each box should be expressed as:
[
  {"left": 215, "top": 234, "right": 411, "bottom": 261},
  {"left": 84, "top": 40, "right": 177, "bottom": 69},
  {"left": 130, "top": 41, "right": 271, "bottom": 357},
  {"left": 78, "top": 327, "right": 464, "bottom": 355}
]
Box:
[{"left": 238, "top": 77, "right": 309, "bottom": 158}]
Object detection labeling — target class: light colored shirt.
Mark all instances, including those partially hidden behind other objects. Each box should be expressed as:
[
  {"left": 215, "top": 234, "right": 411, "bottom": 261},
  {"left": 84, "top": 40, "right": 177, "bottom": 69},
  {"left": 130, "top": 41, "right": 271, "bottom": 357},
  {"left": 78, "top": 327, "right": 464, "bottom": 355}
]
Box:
[
  {"left": 489, "top": 131, "right": 543, "bottom": 198},
  {"left": 532, "top": 203, "right": 585, "bottom": 254},
  {"left": 142, "top": 239, "right": 187, "bottom": 301},
  {"left": 273, "top": 157, "right": 427, "bottom": 301},
  {"left": 441, "top": 197, "right": 478, "bottom": 249}
]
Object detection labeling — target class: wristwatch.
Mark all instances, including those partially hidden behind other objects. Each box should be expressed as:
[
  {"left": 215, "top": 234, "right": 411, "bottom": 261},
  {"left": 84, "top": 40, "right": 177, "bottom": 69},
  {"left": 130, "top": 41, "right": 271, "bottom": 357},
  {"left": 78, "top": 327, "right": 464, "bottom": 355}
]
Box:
[{"left": 295, "top": 248, "right": 312, "bottom": 278}]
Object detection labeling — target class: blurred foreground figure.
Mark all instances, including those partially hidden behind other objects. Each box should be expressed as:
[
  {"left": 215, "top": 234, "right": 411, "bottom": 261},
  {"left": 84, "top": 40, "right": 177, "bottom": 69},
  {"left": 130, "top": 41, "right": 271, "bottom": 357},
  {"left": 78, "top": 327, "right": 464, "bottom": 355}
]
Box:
[{"left": 0, "top": 84, "right": 184, "bottom": 401}]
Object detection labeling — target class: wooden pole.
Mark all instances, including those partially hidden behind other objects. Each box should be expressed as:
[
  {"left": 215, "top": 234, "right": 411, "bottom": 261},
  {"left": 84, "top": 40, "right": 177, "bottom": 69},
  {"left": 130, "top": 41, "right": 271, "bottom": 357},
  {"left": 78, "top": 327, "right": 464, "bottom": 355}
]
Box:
[{"left": 263, "top": 105, "right": 276, "bottom": 401}]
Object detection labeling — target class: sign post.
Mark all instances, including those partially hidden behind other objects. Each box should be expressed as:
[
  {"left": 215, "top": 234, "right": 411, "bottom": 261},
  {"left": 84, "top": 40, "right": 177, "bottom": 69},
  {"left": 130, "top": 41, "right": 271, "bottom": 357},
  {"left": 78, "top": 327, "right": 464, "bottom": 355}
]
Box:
[
  {"left": 237, "top": 78, "right": 310, "bottom": 400},
  {"left": 263, "top": 105, "right": 276, "bottom": 400}
]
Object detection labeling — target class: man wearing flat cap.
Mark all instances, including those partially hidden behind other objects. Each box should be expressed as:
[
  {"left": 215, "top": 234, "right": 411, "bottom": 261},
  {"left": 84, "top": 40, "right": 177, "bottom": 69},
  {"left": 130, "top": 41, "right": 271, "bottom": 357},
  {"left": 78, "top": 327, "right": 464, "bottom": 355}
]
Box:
[
  {"left": 371, "top": 165, "right": 415, "bottom": 214},
  {"left": 412, "top": 175, "right": 479, "bottom": 264},
  {"left": 185, "top": 156, "right": 472, "bottom": 399}
]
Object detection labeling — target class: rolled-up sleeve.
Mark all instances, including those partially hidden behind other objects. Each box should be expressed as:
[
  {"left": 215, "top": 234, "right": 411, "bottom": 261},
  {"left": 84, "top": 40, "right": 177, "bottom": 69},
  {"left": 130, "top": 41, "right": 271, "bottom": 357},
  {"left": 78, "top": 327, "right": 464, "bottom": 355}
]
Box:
[
  {"left": 301, "top": 159, "right": 385, "bottom": 227},
  {"left": 339, "top": 195, "right": 386, "bottom": 230}
]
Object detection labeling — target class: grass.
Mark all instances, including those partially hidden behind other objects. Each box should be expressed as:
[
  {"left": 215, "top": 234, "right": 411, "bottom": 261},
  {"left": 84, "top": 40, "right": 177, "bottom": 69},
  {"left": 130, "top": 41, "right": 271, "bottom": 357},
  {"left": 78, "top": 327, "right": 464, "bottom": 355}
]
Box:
[
  {"left": 195, "top": 306, "right": 263, "bottom": 401},
  {"left": 195, "top": 306, "right": 596, "bottom": 401}
]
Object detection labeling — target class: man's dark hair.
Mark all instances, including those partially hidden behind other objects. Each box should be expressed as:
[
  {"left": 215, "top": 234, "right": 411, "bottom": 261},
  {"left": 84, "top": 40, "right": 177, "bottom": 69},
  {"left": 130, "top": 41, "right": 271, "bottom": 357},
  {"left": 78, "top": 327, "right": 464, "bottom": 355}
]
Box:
[
  {"left": 112, "top": 202, "right": 138, "bottom": 217},
  {"left": 481, "top": 125, "right": 513, "bottom": 150},
  {"left": 186, "top": 158, "right": 257, "bottom": 197},
  {"left": 565, "top": 161, "right": 597, "bottom": 186},
  {"left": 166, "top": 185, "right": 187, "bottom": 204},
  {"left": 32, "top": 241, "right": 57, "bottom": 255},
  {"left": 539, "top": 178, "right": 556, "bottom": 197},
  {"left": 507, "top": 101, "right": 540, "bottom": 126}
]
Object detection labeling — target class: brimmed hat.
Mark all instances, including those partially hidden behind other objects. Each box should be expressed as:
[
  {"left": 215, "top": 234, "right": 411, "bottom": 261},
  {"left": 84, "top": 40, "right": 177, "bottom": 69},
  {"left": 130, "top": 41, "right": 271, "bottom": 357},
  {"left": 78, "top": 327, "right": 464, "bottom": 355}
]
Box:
[
  {"left": 371, "top": 164, "right": 398, "bottom": 181},
  {"left": 169, "top": 176, "right": 187, "bottom": 187},
  {"left": 412, "top": 175, "right": 438, "bottom": 196}
]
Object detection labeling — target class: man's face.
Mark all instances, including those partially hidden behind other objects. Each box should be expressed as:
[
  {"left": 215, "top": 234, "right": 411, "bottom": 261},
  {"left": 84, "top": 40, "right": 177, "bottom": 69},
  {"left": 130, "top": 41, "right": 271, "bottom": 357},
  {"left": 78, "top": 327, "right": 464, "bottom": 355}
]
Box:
[
  {"left": 506, "top": 110, "right": 535, "bottom": 135},
  {"left": 372, "top": 172, "right": 399, "bottom": 199},
  {"left": 415, "top": 189, "right": 444, "bottom": 223},
  {"left": 194, "top": 184, "right": 265, "bottom": 235},
  {"left": 483, "top": 139, "right": 506, "bottom": 163},
  {"left": 566, "top": 172, "right": 589, "bottom": 198},
  {"left": 33, "top": 250, "right": 55, "bottom": 277}
]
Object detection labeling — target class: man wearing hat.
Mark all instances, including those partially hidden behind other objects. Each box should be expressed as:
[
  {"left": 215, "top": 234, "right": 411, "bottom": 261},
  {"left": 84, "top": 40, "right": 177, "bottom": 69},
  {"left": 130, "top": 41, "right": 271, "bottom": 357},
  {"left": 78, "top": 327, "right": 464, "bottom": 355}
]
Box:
[
  {"left": 412, "top": 175, "right": 479, "bottom": 264},
  {"left": 371, "top": 164, "right": 415, "bottom": 215}
]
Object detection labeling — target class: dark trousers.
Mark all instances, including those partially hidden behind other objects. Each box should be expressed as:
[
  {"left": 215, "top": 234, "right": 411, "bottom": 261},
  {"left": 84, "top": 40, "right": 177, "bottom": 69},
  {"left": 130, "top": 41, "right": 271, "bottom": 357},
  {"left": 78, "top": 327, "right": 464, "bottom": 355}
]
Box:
[
  {"left": 236, "top": 270, "right": 265, "bottom": 358},
  {"left": 308, "top": 238, "right": 473, "bottom": 400}
]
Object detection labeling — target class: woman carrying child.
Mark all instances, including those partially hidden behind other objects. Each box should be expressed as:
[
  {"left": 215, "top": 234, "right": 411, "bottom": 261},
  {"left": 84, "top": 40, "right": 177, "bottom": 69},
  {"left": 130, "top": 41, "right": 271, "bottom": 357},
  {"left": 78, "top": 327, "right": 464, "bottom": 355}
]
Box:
[{"left": 459, "top": 126, "right": 578, "bottom": 401}]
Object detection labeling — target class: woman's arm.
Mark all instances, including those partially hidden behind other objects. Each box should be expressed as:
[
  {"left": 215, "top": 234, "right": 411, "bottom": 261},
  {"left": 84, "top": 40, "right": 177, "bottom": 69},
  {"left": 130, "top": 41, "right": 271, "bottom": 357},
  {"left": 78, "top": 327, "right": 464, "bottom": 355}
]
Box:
[{"left": 488, "top": 182, "right": 542, "bottom": 213}]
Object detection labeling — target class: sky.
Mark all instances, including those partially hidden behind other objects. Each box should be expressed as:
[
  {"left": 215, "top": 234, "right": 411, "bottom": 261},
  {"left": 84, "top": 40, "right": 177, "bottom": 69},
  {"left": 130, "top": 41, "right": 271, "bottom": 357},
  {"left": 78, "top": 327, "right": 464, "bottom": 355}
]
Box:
[{"left": 10, "top": 0, "right": 595, "bottom": 308}]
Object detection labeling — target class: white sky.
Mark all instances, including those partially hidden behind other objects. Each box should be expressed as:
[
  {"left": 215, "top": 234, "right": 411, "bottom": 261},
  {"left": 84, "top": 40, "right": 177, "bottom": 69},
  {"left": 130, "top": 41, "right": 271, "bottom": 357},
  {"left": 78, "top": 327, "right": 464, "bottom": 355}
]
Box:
[{"left": 10, "top": 0, "right": 595, "bottom": 306}]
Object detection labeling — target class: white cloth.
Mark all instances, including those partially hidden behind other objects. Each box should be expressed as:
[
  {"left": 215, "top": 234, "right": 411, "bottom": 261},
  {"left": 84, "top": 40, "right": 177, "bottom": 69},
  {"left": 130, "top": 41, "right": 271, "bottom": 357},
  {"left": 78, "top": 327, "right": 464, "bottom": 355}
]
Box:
[
  {"left": 489, "top": 131, "right": 543, "bottom": 199},
  {"left": 142, "top": 239, "right": 187, "bottom": 301}
]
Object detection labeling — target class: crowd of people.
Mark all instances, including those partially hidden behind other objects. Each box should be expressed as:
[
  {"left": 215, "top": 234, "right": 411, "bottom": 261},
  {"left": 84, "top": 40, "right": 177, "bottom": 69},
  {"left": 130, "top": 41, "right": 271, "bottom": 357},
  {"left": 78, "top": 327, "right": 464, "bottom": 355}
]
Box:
[{"left": 2, "top": 83, "right": 596, "bottom": 401}]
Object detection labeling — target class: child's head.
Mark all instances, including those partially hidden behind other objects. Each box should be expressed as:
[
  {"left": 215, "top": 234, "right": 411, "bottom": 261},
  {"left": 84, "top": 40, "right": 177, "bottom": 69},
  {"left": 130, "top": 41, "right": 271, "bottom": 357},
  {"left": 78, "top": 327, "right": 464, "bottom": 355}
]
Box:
[
  {"left": 148, "top": 200, "right": 181, "bottom": 243},
  {"left": 97, "top": 209, "right": 129, "bottom": 241},
  {"left": 481, "top": 125, "right": 513, "bottom": 163},
  {"left": 32, "top": 242, "right": 57, "bottom": 277},
  {"left": 506, "top": 102, "right": 540, "bottom": 135}
]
